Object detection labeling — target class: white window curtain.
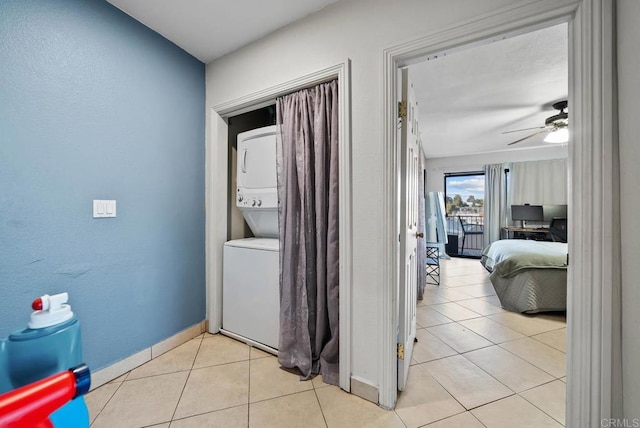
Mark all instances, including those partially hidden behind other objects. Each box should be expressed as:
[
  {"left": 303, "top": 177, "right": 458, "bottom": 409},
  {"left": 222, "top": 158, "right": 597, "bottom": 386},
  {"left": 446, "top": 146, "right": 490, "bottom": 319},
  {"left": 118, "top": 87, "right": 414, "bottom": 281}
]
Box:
[
  {"left": 508, "top": 159, "right": 568, "bottom": 206},
  {"left": 483, "top": 163, "right": 506, "bottom": 247}
]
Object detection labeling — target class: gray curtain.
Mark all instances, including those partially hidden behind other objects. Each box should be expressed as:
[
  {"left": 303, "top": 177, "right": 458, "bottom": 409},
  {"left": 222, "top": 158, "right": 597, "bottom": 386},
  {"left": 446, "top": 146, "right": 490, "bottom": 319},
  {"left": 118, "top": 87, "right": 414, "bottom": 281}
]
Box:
[
  {"left": 417, "top": 153, "right": 426, "bottom": 300},
  {"left": 483, "top": 163, "right": 506, "bottom": 247},
  {"left": 275, "top": 80, "right": 339, "bottom": 386}
]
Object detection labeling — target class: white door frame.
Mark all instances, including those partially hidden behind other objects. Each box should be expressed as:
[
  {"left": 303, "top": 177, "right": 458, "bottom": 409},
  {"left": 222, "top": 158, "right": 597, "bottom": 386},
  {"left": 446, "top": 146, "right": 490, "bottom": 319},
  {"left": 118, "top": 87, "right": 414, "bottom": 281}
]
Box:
[
  {"left": 205, "top": 60, "right": 353, "bottom": 392},
  {"left": 379, "top": 1, "right": 621, "bottom": 426}
]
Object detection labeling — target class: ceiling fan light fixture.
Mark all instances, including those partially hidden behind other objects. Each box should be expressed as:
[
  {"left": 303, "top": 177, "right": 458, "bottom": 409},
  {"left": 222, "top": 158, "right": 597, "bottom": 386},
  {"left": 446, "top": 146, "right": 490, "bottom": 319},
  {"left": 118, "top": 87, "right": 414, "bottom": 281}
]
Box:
[
  {"left": 544, "top": 127, "right": 569, "bottom": 143},
  {"left": 505, "top": 100, "right": 569, "bottom": 146}
]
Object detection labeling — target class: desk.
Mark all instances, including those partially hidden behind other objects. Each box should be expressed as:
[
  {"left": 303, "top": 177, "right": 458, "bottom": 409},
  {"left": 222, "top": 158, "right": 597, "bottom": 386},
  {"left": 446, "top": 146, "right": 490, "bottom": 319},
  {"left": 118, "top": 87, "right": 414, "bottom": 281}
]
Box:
[{"left": 501, "top": 227, "right": 551, "bottom": 241}]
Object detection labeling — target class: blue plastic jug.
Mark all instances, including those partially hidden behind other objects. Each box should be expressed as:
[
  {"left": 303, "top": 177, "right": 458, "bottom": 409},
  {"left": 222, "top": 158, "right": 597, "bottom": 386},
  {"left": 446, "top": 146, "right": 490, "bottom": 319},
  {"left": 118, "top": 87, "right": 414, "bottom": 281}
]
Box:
[{"left": 0, "top": 293, "right": 89, "bottom": 427}]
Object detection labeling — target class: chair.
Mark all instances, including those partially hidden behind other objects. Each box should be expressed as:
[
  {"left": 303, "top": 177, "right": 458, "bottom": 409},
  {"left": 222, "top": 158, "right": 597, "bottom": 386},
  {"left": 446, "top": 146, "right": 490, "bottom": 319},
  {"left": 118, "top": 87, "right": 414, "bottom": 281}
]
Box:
[
  {"left": 549, "top": 217, "right": 567, "bottom": 243},
  {"left": 458, "top": 216, "right": 484, "bottom": 255}
]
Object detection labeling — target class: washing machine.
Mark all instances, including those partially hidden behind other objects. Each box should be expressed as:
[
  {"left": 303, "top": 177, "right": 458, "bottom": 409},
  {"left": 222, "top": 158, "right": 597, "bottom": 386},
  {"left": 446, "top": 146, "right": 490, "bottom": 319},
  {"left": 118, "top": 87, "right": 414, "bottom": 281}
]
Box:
[{"left": 222, "top": 238, "right": 280, "bottom": 351}]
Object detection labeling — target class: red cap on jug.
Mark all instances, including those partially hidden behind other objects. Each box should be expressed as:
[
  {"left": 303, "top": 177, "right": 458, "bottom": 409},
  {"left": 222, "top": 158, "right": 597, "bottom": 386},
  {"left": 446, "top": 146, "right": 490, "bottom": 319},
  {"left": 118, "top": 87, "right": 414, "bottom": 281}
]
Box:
[{"left": 31, "top": 298, "right": 43, "bottom": 311}]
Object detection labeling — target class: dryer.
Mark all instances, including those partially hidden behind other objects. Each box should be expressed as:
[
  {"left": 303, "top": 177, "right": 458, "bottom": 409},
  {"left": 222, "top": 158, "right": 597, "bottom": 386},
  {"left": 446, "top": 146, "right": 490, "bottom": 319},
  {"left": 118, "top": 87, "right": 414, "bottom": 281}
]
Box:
[{"left": 236, "top": 125, "right": 278, "bottom": 238}]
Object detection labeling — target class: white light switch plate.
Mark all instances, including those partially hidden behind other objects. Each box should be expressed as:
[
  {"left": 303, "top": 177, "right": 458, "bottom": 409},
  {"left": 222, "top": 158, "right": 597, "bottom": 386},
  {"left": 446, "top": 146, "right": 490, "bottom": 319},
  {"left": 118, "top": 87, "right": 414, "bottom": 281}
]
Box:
[{"left": 93, "top": 200, "right": 116, "bottom": 218}]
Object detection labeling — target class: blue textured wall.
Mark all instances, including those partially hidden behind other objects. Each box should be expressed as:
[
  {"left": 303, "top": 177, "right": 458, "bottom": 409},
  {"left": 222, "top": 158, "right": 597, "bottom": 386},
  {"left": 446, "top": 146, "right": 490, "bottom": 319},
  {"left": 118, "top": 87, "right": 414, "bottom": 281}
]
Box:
[{"left": 0, "top": 0, "right": 205, "bottom": 371}]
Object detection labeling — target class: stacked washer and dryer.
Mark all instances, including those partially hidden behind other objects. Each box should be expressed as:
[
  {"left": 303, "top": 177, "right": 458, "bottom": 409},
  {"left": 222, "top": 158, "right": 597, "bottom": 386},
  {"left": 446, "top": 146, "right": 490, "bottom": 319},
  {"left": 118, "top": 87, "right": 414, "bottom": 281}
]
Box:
[{"left": 222, "top": 125, "right": 280, "bottom": 353}]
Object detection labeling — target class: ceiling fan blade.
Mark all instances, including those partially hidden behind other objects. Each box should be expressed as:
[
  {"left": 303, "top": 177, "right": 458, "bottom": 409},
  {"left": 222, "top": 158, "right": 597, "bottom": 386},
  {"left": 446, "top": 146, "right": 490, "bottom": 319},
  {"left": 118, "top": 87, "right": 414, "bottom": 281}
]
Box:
[
  {"left": 502, "top": 126, "right": 547, "bottom": 135},
  {"left": 507, "top": 129, "right": 550, "bottom": 145}
]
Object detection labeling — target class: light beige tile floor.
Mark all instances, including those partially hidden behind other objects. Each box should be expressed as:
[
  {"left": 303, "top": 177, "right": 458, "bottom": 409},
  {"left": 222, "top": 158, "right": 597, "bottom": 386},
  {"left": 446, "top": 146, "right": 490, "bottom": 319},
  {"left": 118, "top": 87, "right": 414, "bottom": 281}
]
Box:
[{"left": 86, "top": 257, "right": 567, "bottom": 427}]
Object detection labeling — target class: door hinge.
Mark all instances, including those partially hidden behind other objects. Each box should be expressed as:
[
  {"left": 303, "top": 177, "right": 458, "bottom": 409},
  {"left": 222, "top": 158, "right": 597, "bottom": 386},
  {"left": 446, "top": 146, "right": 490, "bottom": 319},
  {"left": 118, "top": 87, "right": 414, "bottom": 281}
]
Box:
[
  {"left": 398, "top": 101, "right": 407, "bottom": 119},
  {"left": 397, "top": 343, "right": 404, "bottom": 360}
]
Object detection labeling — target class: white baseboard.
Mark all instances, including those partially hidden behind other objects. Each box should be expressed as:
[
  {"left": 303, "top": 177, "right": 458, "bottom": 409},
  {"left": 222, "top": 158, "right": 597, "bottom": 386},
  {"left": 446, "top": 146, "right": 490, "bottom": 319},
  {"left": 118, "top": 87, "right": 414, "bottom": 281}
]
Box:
[
  {"left": 350, "top": 376, "right": 379, "bottom": 404},
  {"left": 90, "top": 321, "right": 206, "bottom": 390},
  {"left": 151, "top": 322, "right": 205, "bottom": 358},
  {"left": 90, "top": 348, "right": 151, "bottom": 390}
]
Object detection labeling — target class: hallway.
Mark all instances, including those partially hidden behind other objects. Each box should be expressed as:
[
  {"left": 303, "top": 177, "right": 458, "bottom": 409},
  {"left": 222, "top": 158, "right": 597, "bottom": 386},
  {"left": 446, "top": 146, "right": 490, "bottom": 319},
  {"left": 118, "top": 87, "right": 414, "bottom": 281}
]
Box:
[{"left": 86, "top": 257, "right": 566, "bottom": 427}]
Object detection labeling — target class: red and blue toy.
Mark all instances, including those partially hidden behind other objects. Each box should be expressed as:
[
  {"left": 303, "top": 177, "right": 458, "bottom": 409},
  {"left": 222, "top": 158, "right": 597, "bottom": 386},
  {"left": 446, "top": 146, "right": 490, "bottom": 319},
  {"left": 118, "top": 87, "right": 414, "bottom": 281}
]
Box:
[
  {"left": 0, "top": 293, "right": 90, "bottom": 427},
  {"left": 0, "top": 364, "right": 90, "bottom": 428}
]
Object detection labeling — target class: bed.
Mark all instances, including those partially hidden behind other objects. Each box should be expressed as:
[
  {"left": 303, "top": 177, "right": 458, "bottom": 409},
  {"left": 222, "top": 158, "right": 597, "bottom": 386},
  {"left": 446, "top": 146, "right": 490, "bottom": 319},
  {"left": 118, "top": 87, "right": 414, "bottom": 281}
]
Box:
[{"left": 481, "top": 239, "right": 568, "bottom": 313}]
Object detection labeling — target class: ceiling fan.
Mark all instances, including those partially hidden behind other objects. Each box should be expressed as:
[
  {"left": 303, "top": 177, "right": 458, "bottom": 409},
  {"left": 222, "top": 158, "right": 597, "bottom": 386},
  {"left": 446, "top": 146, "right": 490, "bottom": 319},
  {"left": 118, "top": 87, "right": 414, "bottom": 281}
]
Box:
[{"left": 504, "top": 100, "right": 568, "bottom": 145}]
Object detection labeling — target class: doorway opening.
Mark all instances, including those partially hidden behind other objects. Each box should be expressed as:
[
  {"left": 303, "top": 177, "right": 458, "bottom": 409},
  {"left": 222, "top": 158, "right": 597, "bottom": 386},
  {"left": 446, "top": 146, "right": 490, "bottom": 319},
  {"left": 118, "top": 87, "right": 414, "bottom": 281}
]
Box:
[
  {"left": 396, "top": 22, "right": 570, "bottom": 419},
  {"left": 443, "top": 171, "right": 486, "bottom": 258},
  {"left": 381, "top": 3, "right": 619, "bottom": 426}
]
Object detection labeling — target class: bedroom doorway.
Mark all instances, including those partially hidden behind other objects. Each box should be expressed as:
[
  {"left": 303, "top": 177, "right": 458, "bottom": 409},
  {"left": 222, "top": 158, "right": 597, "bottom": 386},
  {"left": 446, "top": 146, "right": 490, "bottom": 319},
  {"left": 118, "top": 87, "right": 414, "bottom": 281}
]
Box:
[
  {"left": 398, "top": 24, "right": 569, "bottom": 424},
  {"left": 380, "top": 3, "right": 620, "bottom": 427}
]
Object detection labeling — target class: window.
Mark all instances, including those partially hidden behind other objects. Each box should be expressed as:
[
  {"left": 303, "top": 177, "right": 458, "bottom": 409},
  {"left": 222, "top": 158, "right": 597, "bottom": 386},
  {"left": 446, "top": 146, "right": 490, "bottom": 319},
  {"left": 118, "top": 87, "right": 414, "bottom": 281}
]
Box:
[{"left": 444, "top": 172, "right": 485, "bottom": 217}]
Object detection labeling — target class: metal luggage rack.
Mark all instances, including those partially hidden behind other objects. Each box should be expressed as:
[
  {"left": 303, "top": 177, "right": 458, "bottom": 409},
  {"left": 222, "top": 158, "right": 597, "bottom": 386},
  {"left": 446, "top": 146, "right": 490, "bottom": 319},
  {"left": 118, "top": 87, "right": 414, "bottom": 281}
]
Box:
[{"left": 426, "top": 243, "right": 440, "bottom": 285}]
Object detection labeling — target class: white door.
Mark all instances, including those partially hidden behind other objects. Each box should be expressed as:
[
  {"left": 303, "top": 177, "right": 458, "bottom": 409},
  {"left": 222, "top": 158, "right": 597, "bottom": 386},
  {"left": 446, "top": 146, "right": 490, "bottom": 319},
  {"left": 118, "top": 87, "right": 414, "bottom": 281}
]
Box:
[{"left": 398, "top": 68, "right": 420, "bottom": 391}]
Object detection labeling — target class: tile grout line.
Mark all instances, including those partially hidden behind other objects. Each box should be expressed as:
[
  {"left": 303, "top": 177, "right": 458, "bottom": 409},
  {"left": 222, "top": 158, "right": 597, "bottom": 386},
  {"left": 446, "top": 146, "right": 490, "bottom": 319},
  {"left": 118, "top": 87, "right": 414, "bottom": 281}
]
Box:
[
  {"left": 168, "top": 334, "right": 204, "bottom": 423},
  {"left": 116, "top": 368, "right": 192, "bottom": 382},
  {"left": 88, "top": 379, "right": 127, "bottom": 427},
  {"left": 427, "top": 311, "right": 566, "bottom": 397},
  {"left": 459, "top": 313, "right": 567, "bottom": 385},
  {"left": 414, "top": 362, "right": 513, "bottom": 414},
  {"left": 528, "top": 331, "right": 568, "bottom": 353},
  {"left": 423, "top": 267, "right": 566, "bottom": 415},
  {"left": 479, "top": 318, "right": 566, "bottom": 338},
  {"left": 454, "top": 320, "right": 526, "bottom": 346},
  {"left": 189, "top": 356, "right": 253, "bottom": 372},
  {"left": 247, "top": 386, "right": 317, "bottom": 406},
  {"left": 166, "top": 334, "right": 256, "bottom": 425},
  {"left": 311, "top": 382, "right": 330, "bottom": 428},
  {"left": 518, "top": 384, "right": 566, "bottom": 426},
  {"left": 428, "top": 302, "right": 485, "bottom": 318},
  {"left": 424, "top": 319, "right": 495, "bottom": 354},
  {"left": 418, "top": 351, "right": 519, "bottom": 411},
  {"left": 168, "top": 404, "right": 248, "bottom": 425},
  {"left": 95, "top": 258, "right": 564, "bottom": 427},
  {"left": 427, "top": 258, "right": 564, "bottom": 424},
  {"left": 392, "top": 407, "right": 410, "bottom": 428},
  {"left": 517, "top": 377, "right": 565, "bottom": 394},
  {"left": 496, "top": 341, "right": 566, "bottom": 379},
  {"left": 404, "top": 410, "right": 443, "bottom": 427}
]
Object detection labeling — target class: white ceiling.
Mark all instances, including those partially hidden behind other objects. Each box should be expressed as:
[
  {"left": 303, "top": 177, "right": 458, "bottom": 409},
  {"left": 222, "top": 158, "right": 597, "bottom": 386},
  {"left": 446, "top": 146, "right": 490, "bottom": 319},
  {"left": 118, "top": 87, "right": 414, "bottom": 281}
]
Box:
[
  {"left": 106, "top": 0, "right": 340, "bottom": 63},
  {"left": 409, "top": 23, "right": 568, "bottom": 158},
  {"left": 104, "top": 2, "right": 567, "bottom": 158}
]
